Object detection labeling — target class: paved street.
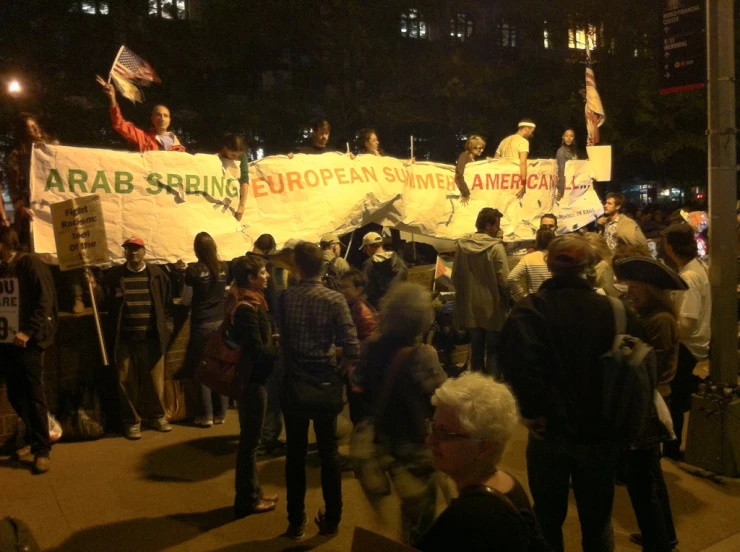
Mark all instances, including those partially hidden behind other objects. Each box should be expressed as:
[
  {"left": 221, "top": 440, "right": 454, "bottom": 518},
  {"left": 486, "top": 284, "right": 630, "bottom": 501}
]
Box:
[{"left": 1, "top": 409, "right": 739, "bottom": 552}]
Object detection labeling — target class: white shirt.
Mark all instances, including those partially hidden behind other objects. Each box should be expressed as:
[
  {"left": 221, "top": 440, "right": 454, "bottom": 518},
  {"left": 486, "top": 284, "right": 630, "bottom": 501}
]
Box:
[
  {"left": 496, "top": 134, "right": 529, "bottom": 160},
  {"left": 676, "top": 258, "right": 711, "bottom": 360}
]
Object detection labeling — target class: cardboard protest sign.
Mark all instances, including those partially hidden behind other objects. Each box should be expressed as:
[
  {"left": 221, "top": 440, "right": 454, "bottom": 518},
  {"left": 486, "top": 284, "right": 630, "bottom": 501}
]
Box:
[
  {"left": 30, "top": 145, "right": 604, "bottom": 265},
  {"left": 0, "top": 278, "right": 20, "bottom": 343},
  {"left": 50, "top": 195, "right": 109, "bottom": 271}
]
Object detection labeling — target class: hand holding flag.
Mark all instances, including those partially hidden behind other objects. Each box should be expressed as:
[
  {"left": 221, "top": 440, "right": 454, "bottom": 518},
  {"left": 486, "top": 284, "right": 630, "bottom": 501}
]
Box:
[{"left": 105, "top": 46, "right": 161, "bottom": 104}]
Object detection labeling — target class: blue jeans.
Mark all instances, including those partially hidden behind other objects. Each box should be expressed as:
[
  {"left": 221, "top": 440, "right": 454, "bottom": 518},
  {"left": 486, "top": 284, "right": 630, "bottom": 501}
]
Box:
[
  {"left": 469, "top": 328, "right": 500, "bottom": 378},
  {"left": 187, "top": 324, "right": 228, "bottom": 420},
  {"left": 526, "top": 433, "right": 620, "bottom": 552},
  {"left": 234, "top": 383, "right": 268, "bottom": 513},
  {"left": 283, "top": 406, "right": 342, "bottom": 527}
]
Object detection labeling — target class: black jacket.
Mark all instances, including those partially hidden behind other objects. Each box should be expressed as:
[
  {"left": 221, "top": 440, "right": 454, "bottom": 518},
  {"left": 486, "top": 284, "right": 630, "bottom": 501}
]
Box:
[
  {"left": 1, "top": 253, "right": 58, "bottom": 350},
  {"left": 94, "top": 263, "right": 172, "bottom": 359},
  {"left": 363, "top": 251, "right": 408, "bottom": 308},
  {"left": 500, "top": 275, "right": 645, "bottom": 443},
  {"left": 231, "top": 302, "right": 279, "bottom": 385}
]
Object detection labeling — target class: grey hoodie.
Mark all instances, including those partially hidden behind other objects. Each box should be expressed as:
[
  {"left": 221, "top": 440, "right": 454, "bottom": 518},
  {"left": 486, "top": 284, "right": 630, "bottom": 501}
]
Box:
[{"left": 452, "top": 233, "right": 510, "bottom": 331}]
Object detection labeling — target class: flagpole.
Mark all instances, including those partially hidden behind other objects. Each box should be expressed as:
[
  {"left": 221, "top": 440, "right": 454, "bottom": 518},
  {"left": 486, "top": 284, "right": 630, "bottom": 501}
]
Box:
[{"left": 108, "top": 45, "right": 125, "bottom": 84}]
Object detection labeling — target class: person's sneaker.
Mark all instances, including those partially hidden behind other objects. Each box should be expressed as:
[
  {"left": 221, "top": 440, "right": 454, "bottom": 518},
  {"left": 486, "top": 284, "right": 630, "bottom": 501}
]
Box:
[
  {"left": 213, "top": 416, "right": 225, "bottom": 425},
  {"left": 314, "top": 507, "right": 339, "bottom": 537},
  {"left": 32, "top": 455, "right": 50, "bottom": 474},
  {"left": 124, "top": 424, "right": 142, "bottom": 440},
  {"left": 194, "top": 416, "right": 213, "bottom": 427},
  {"left": 285, "top": 517, "right": 306, "bottom": 540},
  {"left": 12, "top": 445, "right": 32, "bottom": 461},
  {"left": 151, "top": 418, "right": 172, "bottom": 432}
]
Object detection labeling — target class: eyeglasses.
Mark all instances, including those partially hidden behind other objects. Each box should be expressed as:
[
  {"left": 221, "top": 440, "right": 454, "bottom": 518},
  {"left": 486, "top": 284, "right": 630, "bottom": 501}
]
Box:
[{"left": 426, "top": 419, "right": 473, "bottom": 441}]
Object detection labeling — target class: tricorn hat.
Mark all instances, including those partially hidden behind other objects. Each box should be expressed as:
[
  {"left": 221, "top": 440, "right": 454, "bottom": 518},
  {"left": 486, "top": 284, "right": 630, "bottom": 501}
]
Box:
[{"left": 613, "top": 257, "right": 688, "bottom": 291}]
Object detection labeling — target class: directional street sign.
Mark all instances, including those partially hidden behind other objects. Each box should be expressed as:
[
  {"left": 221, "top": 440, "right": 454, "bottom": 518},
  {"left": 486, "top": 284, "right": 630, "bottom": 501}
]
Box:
[{"left": 660, "top": 1, "right": 706, "bottom": 95}]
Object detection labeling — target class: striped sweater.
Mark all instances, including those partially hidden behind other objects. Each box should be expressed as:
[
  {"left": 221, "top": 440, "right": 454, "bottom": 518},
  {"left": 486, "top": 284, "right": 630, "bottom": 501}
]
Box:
[
  {"left": 507, "top": 251, "right": 552, "bottom": 302},
  {"left": 121, "top": 266, "right": 157, "bottom": 339}
]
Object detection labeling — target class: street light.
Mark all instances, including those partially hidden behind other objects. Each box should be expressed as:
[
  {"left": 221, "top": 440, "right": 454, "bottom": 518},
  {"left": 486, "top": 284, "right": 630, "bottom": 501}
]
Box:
[{"left": 8, "top": 80, "right": 21, "bottom": 95}]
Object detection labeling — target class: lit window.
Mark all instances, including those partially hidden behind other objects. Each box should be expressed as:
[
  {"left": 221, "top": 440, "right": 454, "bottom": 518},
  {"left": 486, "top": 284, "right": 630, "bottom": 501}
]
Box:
[
  {"left": 568, "top": 23, "right": 597, "bottom": 50},
  {"left": 401, "top": 9, "right": 427, "bottom": 39},
  {"left": 450, "top": 13, "right": 474, "bottom": 41},
  {"left": 499, "top": 21, "right": 516, "bottom": 48},
  {"left": 149, "top": 0, "right": 187, "bottom": 20},
  {"left": 543, "top": 21, "right": 550, "bottom": 49},
  {"left": 69, "top": 1, "right": 109, "bottom": 15}
]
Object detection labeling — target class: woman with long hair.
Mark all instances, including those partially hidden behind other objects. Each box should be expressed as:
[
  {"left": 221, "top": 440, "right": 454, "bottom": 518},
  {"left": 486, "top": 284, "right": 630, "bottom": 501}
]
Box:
[
  {"left": 507, "top": 227, "right": 555, "bottom": 302},
  {"left": 455, "top": 135, "right": 486, "bottom": 206},
  {"left": 352, "top": 283, "right": 446, "bottom": 546},
  {"left": 357, "top": 128, "right": 382, "bottom": 156},
  {"left": 182, "top": 232, "right": 229, "bottom": 426},
  {"left": 555, "top": 128, "right": 578, "bottom": 201}
]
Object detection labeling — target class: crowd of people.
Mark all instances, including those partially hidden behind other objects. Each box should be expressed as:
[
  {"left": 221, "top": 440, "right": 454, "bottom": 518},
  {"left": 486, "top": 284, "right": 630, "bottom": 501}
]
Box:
[{"left": 0, "top": 86, "right": 715, "bottom": 552}]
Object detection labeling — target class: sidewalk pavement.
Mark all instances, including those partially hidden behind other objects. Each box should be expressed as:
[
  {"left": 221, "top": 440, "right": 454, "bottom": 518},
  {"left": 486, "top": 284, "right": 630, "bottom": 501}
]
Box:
[{"left": 1, "top": 409, "right": 739, "bottom": 551}]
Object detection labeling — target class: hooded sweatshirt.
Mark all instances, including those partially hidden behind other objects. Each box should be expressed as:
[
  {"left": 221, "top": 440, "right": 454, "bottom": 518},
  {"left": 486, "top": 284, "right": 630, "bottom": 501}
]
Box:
[
  {"left": 452, "top": 233, "right": 510, "bottom": 331},
  {"left": 363, "top": 250, "right": 408, "bottom": 308}
]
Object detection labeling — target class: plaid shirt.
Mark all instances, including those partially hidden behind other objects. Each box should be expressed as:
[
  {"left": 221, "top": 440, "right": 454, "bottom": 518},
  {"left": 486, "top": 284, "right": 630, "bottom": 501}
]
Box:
[{"left": 278, "top": 280, "right": 360, "bottom": 365}]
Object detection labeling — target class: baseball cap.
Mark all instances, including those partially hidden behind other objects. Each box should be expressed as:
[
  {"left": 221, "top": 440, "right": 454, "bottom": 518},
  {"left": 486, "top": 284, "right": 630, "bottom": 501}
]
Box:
[
  {"left": 360, "top": 232, "right": 383, "bottom": 250},
  {"left": 320, "top": 233, "right": 341, "bottom": 247},
  {"left": 122, "top": 237, "right": 145, "bottom": 248}
]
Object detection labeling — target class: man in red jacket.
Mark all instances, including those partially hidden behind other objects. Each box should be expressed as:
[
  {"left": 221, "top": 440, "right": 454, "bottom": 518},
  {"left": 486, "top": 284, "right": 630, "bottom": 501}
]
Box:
[{"left": 97, "top": 75, "right": 185, "bottom": 152}]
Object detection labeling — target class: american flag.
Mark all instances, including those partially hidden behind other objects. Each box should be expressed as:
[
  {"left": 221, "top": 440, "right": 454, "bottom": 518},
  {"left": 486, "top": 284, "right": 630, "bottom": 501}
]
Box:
[
  {"left": 585, "top": 61, "right": 605, "bottom": 146},
  {"left": 111, "top": 46, "right": 161, "bottom": 88}
]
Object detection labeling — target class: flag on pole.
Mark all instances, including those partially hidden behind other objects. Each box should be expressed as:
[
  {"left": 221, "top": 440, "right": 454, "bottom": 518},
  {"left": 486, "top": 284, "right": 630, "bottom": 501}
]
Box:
[
  {"left": 434, "top": 256, "right": 455, "bottom": 290},
  {"left": 108, "top": 46, "right": 161, "bottom": 104},
  {"left": 584, "top": 43, "right": 606, "bottom": 146}
]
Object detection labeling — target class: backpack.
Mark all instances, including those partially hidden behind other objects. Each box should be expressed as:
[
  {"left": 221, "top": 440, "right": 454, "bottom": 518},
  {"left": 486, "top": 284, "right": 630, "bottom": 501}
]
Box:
[
  {"left": 322, "top": 257, "right": 343, "bottom": 291},
  {"left": 195, "top": 299, "right": 253, "bottom": 399},
  {"left": 601, "top": 297, "right": 656, "bottom": 444}
]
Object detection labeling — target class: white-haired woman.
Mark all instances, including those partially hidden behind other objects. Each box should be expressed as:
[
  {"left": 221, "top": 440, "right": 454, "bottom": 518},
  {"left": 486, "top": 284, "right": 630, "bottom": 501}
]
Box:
[
  {"left": 352, "top": 282, "right": 447, "bottom": 546},
  {"left": 416, "top": 373, "right": 537, "bottom": 552}
]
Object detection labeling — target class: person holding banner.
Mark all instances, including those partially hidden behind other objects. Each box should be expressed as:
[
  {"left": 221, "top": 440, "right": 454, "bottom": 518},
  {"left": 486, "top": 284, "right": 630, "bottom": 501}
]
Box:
[
  {"left": 298, "top": 119, "right": 332, "bottom": 155},
  {"left": 555, "top": 128, "right": 579, "bottom": 201},
  {"left": 218, "top": 134, "right": 250, "bottom": 222},
  {"left": 97, "top": 75, "right": 185, "bottom": 152},
  {"left": 357, "top": 128, "right": 382, "bottom": 156},
  {"left": 0, "top": 226, "right": 58, "bottom": 474},
  {"left": 87, "top": 237, "right": 173, "bottom": 440},
  {"left": 494, "top": 119, "right": 536, "bottom": 200},
  {"left": 454, "top": 135, "right": 486, "bottom": 206}
]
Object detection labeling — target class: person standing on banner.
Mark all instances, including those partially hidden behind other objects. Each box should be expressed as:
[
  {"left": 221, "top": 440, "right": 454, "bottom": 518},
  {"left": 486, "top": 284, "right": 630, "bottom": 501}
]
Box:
[
  {"left": 661, "top": 223, "right": 710, "bottom": 461},
  {"left": 180, "top": 232, "right": 229, "bottom": 428},
  {"left": 598, "top": 193, "right": 647, "bottom": 252},
  {"left": 218, "top": 134, "right": 250, "bottom": 222},
  {"left": 454, "top": 135, "right": 486, "bottom": 206},
  {"left": 0, "top": 226, "right": 57, "bottom": 474},
  {"left": 555, "top": 128, "right": 579, "bottom": 201},
  {"left": 360, "top": 232, "right": 408, "bottom": 309},
  {"left": 288, "top": 119, "right": 354, "bottom": 159},
  {"left": 452, "top": 208, "right": 510, "bottom": 378},
  {"left": 97, "top": 75, "right": 185, "bottom": 152},
  {"left": 86, "top": 237, "right": 173, "bottom": 440},
  {"left": 494, "top": 119, "right": 536, "bottom": 200},
  {"left": 277, "top": 242, "right": 360, "bottom": 540},
  {"left": 229, "top": 255, "right": 281, "bottom": 518},
  {"left": 500, "top": 234, "right": 646, "bottom": 552}
]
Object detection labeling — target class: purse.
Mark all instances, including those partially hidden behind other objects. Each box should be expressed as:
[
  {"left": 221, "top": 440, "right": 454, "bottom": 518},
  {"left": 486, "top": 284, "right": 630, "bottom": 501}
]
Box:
[{"left": 351, "top": 346, "right": 416, "bottom": 499}]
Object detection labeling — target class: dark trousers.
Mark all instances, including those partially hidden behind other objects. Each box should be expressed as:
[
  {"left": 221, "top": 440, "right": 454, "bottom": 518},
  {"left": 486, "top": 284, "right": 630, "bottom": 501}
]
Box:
[
  {"left": 116, "top": 338, "right": 165, "bottom": 425},
  {"left": 469, "top": 328, "right": 500, "bottom": 378},
  {"left": 261, "top": 361, "right": 283, "bottom": 445},
  {"left": 0, "top": 344, "right": 51, "bottom": 455},
  {"left": 663, "top": 343, "right": 699, "bottom": 459},
  {"left": 187, "top": 324, "right": 228, "bottom": 420},
  {"left": 283, "top": 406, "right": 342, "bottom": 527},
  {"left": 626, "top": 446, "right": 677, "bottom": 552},
  {"left": 234, "top": 383, "right": 268, "bottom": 513},
  {"left": 526, "top": 434, "right": 620, "bottom": 552}
]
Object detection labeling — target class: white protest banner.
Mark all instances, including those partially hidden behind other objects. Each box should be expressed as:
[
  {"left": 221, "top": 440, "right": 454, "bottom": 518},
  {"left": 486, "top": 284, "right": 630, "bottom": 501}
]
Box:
[
  {"left": 50, "top": 194, "right": 109, "bottom": 271},
  {"left": 0, "top": 278, "right": 20, "bottom": 344},
  {"left": 30, "top": 145, "right": 604, "bottom": 265},
  {"left": 556, "top": 160, "right": 604, "bottom": 233}
]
